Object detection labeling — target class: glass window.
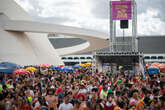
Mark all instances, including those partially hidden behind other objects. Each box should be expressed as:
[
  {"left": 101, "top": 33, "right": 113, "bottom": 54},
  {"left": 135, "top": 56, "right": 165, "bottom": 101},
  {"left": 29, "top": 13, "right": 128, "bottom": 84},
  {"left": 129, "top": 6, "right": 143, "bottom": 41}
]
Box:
[
  {"left": 80, "top": 57, "right": 85, "bottom": 59},
  {"left": 158, "top": 56, "right": 163, "bottom": 59},
  {"left": 144, "top": 56, "right": 150, "bottom": 59},
  {"left": 81, "top": 62, "right": 87, "bottom": 64},
  {"left": 74, "top": 57, "right": 79, "bottom": 59},
  {"left": 68, "top": 57, "right": 73, "bottom": 60},
  {"left": 86, "top": 57, "right": 92, "bottom": 59},
  {"left": 61, "top": 57, "right": 66, "bottom": 60},
  {"left": 151, "top": 56, "right": 157, "bottom": 59},
  {"left": 64, "top": 62, "right": 79, "bottom": 66}
]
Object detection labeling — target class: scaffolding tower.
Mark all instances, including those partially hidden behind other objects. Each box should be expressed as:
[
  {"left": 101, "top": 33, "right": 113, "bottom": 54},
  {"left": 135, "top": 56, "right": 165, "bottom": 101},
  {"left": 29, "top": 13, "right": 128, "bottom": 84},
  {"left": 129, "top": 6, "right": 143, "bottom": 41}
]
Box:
[
  {"left": 92, "top": 0, "right": 145, "bottom": 75},
  {"left": 109, "top": 0, "right": 137, "bottom": 52}
]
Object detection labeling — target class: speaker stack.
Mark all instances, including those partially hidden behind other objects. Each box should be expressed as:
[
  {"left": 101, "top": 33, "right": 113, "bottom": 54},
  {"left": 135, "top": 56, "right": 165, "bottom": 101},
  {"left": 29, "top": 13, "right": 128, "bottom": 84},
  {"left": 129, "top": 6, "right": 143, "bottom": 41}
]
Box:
[{"left": 120, "top": 20, "right": 128, "bottom": 29}]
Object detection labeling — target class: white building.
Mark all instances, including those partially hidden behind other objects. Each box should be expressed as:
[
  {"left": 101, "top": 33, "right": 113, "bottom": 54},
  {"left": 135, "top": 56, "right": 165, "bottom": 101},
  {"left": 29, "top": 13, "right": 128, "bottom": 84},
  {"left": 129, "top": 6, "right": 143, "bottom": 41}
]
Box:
[
  {"left": 0, "top": 0, "right": 108, "bottom": 65},
  {"left": 49, "top": 36, "right": 165, "bottom": 66}
]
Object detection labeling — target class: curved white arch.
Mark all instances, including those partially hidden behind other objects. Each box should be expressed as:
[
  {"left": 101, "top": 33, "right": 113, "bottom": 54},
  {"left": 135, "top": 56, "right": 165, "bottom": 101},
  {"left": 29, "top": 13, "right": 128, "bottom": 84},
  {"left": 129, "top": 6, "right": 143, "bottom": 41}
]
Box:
[
  {"left": 56, "top": 41, "right": 90, "bottom": 55},
  {"left": 0, "top": 0, "right": 109, "bottom": 65},
  {"left": 2, "top": 18, "right": 109, "bottom": 55}
]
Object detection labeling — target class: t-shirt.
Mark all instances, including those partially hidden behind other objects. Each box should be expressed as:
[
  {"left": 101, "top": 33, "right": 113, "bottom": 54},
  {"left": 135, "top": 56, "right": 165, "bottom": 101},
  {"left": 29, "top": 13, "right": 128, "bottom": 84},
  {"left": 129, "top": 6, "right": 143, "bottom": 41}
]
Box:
[
  {"left": 59, "top": 103, "right": 73, "bottom": 110},
  {"left": 104, "top": 101, "right": 114, "bottom": 110},
  {"left": 79, "top": 89, "right": 87, "bottom": 94}
]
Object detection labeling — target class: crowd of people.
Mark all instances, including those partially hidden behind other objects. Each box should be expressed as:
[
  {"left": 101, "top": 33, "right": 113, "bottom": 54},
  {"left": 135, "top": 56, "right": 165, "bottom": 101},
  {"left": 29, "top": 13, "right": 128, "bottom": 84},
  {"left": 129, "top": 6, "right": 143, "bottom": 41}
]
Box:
[{"left": 0, "top": 66, "right": 165, "bottom": 110}]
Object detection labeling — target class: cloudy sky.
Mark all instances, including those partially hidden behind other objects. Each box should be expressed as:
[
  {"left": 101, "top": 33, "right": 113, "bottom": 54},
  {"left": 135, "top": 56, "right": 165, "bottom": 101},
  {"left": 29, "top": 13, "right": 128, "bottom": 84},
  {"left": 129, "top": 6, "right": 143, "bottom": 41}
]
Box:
[{"left": 14, "top": 0, "right": 165, "bottom": 36}]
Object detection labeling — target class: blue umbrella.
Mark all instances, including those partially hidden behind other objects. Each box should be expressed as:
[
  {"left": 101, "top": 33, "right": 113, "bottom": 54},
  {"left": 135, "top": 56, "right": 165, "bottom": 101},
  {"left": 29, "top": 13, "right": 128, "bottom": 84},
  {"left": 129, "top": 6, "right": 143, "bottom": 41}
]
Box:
[
  {"left": 0, "top": 62, "right": 21, "bottom": 74},
  {"left": 58, "top": 67, "right": 64, "bottom": 71},
  {"left": 73, "top": 65, "right": 82, "bottom": 68},
  {"left": 0, "top": 66, "right": 15, "bottom": 74},
  {"left": 147, "top": 67, "right": 160, "bottom": 75},
  {"left": 67, "top": 68, "right": 73, "bottom": 72},
  {"left": 0, "top": 62, "right": 21, "bottom": 69},
  {"left": 63, "top": 67, "right": 73, "bottom": 72},
  {"left": 62, "top": 67, "right": 68, "bottom": 71},
  {"left": 51, "top": 66, "right": 61, "bottom": 70},
  {"left": 59, "top": 67, "right": 73, "bottom": 72},
  {"left": 60, "top": 67, "right": 69, "bottom": 71}
]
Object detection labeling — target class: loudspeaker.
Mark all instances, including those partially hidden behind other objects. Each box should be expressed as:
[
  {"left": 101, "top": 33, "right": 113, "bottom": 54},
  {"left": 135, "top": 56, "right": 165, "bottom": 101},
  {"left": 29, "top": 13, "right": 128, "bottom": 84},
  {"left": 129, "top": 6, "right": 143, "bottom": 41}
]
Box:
[{"left": 120, "top": 20, "right": 128, "bottom": 29}]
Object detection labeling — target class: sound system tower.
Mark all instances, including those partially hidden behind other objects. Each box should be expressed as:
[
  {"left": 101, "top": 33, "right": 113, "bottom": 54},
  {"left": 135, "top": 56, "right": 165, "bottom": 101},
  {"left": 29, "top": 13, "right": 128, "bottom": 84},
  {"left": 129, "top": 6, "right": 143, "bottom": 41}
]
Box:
[{"left": 120, "top": 20, "right": 128, "bottom": 29}]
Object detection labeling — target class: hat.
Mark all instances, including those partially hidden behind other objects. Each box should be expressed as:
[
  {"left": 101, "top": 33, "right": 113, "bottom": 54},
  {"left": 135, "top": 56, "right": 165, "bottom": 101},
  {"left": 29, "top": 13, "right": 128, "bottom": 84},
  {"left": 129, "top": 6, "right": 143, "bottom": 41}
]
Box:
[
  {"left": 73, "top": 81, "right": 77, "bottom": 85},
  {"left": 81, "top": 80, "right": 86, "bottom": 83},
  {"left": 129, "top": 99, "right": 136, "bottom": 106},
  {"left": 80, "top": 83, "right": 85, "bottom": 87},
  {"left": 77, "top": 93, "right": 85, "bottom": 101}
]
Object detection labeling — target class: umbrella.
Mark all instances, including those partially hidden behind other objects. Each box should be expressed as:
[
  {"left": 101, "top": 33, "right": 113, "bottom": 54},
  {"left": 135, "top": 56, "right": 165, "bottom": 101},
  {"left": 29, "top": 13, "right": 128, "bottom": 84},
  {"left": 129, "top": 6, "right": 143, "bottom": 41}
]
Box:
[
  {"left": 147, "top": 66, "right": 160, "bottom": 75},
  {"left": 0, "top": 62, "right": 21, "bottom": 69},
  {"left": 57, "top": 64, "right": 65, "bottom": 67},
  {"left": 39, "top": 64, "right": 51, "bottom": 68},
  {"left": 13, "top": 69, "right": 30, "bottom": 75},
  {"left": 0, "top": 62, "right": 21, "bottom": 74},
  {"left": 158, "top": 64, "right": 165, "bottom": 70},
  {"left": 59, "top": 67, "right": 64, "bottom": 71},
  {"left": 62, "top": 67, "right": 68, "bottom": 71},
  {"left": 73, "top": 64, "right": 82, "bottom": 68},
  {"left": 79, "top": 64, "right": 86, "bottom": 67},
  {"left": 0, "top": 66, "right": 15, "bottom": 74},
  {"left": 151, "top": 63, "right": 159, "bottom": 68},
  {"left": 85, "top": 62, "right": 92, "bottom": 67},
  {"left": 62, "top": 67, "right": 73, "bottom": 72},
  {"left": 51, "top": 66, "right": 61, "bottom": 70},
  {"left": 68, "top": 68, "right": 73, "bottom": 72},
  {"left": 26, "top": 67, "right": 37, "bottom": 71}
]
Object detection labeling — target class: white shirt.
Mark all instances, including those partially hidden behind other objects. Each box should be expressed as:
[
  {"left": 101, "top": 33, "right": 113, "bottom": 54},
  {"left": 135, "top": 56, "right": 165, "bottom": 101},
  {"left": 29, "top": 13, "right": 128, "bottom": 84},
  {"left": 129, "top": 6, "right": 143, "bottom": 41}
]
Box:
[
  {"left": 59, "top": 103, "right": 73, "bottom": 110},
  {"left": 30, "top": 90, "right": 34, "bottom": 97},
  {"left": 87, "top": 85, "right": 93, "bottom": 92},
  {"left": 78, "top": 89, "right": 87, "bottom": 94}
]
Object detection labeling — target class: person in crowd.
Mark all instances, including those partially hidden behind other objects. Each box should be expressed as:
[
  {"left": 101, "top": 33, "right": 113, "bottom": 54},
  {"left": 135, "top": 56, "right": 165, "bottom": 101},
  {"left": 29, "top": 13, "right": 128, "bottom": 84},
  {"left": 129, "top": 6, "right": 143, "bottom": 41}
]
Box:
[
  {"left": 0, "top": 64, "right": 164, "bottom": 110},
  {"left": 59, "top": 95, "right": 73, "bottom": 110}
]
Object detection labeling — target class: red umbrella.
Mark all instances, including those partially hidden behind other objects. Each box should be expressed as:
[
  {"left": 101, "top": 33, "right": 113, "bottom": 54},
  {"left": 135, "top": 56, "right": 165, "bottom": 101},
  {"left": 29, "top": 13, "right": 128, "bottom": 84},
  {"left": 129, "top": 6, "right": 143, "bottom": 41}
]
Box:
[
  {"left": 57, "top": 64, "right": 65, "bottom": 67},
  {"left": 13, "top": 69, "right": 30, "bottom": 75},
  {"left": 39, "top": 64, "right": 51, "bottom": 68},
  {"left": 151, "top": 63, "right": 159, "bottom": 68},
  {"left": 158, "top": 64, "right": 165, "bottom": 70}
]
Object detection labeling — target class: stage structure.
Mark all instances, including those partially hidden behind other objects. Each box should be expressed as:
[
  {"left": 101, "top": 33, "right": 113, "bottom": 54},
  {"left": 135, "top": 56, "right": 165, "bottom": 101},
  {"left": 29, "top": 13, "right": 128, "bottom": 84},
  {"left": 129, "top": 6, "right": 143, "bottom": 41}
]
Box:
[{"left": 92, "top": 0, "right": 145, "bottom": 75}]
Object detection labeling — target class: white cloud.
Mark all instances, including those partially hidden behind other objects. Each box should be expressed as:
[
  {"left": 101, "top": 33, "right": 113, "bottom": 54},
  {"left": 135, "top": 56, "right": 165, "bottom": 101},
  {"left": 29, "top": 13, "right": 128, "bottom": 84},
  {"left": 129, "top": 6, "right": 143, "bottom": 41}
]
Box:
[
  {"left": 14, "top": 0, "right": 165, "bottom": 36},
  {"left": 138, "top": 9, "right": 165, "bottom": 35}
]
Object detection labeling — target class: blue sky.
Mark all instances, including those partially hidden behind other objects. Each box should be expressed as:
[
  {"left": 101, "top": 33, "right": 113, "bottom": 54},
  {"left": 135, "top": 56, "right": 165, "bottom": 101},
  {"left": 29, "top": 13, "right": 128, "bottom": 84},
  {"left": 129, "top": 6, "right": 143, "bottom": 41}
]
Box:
[{"left": 15, "top": 0, "right": 165, "bottom": 36}]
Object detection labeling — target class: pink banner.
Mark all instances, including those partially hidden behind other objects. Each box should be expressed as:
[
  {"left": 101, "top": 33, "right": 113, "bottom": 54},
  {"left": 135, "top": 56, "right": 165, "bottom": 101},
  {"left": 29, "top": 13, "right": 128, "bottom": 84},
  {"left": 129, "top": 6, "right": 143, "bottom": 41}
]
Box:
[{"left": 112, "top": 1, "right": 132, "bottom": 20}]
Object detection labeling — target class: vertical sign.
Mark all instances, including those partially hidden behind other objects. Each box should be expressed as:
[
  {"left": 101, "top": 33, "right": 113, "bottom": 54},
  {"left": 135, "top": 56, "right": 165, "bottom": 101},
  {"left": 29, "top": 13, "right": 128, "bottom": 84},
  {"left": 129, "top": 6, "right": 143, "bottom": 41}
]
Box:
[{"left": 112, "top": 1, "right": 132, "bottom": 20}]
